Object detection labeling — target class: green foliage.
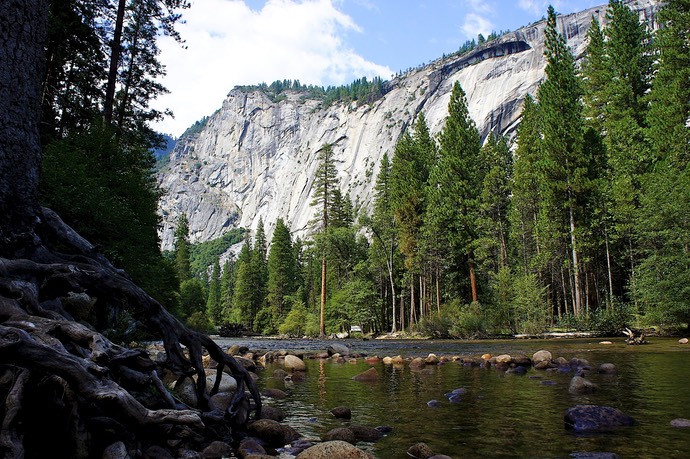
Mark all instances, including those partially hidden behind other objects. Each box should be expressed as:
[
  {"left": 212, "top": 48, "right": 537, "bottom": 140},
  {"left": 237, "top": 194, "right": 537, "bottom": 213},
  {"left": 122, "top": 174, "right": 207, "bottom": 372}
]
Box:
[
  {"left": 188, "top": 228, "right": 245, "bottom": 277},
  {"left": 178, "top": 278, "right": 206, "bottom": 320},
  {"left": 40, "top": 122, "right": 177, "bottom": 308},
  {"left": 267, "top": 218, "right": 296, "bottom": 321},
  {"left": 278, "top": 301, "right": 318, "bottom": 337},
  {"left": 186, "top": 311, "right": 215, "bottom": 334}
]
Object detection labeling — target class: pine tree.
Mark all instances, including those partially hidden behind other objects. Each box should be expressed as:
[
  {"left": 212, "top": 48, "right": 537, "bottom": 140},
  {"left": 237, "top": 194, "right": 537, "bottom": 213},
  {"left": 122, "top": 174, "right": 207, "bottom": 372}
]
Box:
[
  {"left": 536, "top": 6, "right": 588, "bottom": 316},
  {"left": 368, "top": 153, "right": 398, "bottom": 331},
  {"left": 232, "top": 236, "right": 254, "bottom": 328},
  {"left": 633, "top": 0, "right": 690, "bottom": 324},
  {"left": 267, "top": 218, "right": 295, "bottom": 322},
  {"left": 510, "top": 95, "right": 544, "bottom": 275},
  {"left": 429, "top": 81, "right": 483, "bottom": 304},
  {"left": 311, "top": 143, "right": 339, "bottom": 336}
]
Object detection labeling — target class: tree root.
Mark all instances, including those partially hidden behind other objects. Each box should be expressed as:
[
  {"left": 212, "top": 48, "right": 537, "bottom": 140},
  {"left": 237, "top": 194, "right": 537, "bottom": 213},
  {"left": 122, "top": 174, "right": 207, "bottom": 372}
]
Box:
[{"left": 0, "top": 208, "right": 261, "bottom": 457}]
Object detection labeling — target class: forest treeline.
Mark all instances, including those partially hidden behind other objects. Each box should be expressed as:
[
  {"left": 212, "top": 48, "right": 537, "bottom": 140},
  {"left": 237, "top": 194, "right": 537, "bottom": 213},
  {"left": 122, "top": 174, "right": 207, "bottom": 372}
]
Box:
[
  {"left": 38, "top": 0, "right": 690, "bottom": 339},
  {"left": 171, "top": 1, "right": 690, "bottom": 338}
]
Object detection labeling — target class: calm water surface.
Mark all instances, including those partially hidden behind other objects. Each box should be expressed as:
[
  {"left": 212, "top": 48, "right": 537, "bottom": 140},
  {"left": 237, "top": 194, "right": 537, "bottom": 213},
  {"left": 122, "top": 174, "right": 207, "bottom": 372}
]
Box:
[{"left": 217, "top": 337, "right": 690, "bottom": 458}]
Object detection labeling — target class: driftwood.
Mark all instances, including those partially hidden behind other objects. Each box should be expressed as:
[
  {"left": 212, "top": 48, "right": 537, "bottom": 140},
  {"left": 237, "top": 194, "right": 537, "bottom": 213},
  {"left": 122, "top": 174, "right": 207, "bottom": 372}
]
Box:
[
  {"left": 622, "top": 327, "right": 648, "bottom": 345},
  {"left": 0, "top": 207, "right": 261, "bottom": 458}
]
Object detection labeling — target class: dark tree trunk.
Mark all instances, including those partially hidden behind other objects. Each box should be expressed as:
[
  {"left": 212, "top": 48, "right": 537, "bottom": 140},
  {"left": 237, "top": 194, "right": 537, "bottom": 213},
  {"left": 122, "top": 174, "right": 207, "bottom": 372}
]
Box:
[
  {"left": 0, "top": 2, "right": 261, "bottom": 457},
  {"left": 0, "top": 0, "right": 47, "bottom": 254}
]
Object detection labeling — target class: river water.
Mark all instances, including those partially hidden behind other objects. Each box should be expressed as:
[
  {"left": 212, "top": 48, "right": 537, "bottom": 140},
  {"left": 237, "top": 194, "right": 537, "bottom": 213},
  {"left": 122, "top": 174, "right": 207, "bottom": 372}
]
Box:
[{"left": 216, "top": 337, "right": 690, "bottom": 458}]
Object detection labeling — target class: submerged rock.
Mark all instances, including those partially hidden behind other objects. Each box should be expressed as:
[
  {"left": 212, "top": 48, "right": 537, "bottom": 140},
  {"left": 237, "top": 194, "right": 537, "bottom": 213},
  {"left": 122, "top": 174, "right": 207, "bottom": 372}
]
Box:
[
  {"left": 330, "top": 405, "right": 352, "bottom": 419},
  {"left": 322, "top": 427, "right": 356, "bottom": 445},
  {"left": 568, "top": 376, "right": 597, "bottom": 395},
  {"left": 407, "top": 442, "right": 436, "bottom": 459},
  {"left": 350, "top": 424, "right": 384, "bottom": 442},
  {"left": 248, "top": 419, "right": 301, "bottom": 447},
  {"left": 564, "top": 405, "right": 635, "bottom": 432},
  {"left": 671, "top": 418, "right": 690, "bottom": 428},
  {"left": 352, "top": 367, "right": 379, "bottom": 381}
]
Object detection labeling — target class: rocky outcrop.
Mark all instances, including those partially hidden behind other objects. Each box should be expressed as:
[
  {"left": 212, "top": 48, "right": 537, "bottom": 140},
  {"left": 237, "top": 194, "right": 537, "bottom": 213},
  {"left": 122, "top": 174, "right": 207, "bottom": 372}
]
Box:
[{"left": 157, "top": 1, "right": 658, "bottom": 250}]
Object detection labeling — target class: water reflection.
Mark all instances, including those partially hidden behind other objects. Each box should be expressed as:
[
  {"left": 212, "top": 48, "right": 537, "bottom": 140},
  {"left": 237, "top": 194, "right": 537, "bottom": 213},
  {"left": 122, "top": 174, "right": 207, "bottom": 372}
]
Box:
[{"left": 226, "top": 337, "right": 690, "bottom": 458}]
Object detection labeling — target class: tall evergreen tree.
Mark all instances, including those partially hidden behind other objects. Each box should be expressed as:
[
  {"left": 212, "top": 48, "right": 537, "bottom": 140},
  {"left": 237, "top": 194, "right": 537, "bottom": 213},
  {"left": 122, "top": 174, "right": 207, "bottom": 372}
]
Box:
[
  {"left": 311, "top": 143, "right": 339, "bottom": 336},
  {"left": 536, "top": 6, "right": 588, "bottom": 316},
  {"left": 633, "top": 0, "right": 690, "bottom": 324},
  {"left": 429, "top": 81, "right": 483, "bottom": 304},
  {"left": 267, "top": 218, "right": 296, "bottom": 322}
]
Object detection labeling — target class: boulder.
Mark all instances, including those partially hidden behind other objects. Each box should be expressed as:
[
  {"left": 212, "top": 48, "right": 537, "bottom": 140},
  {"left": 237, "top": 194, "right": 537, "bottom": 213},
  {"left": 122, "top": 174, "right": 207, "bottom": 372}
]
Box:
[
  {"left": 102, "top": 442, "right": 130, "bottom": 459},
  {"left": 350, "top": 424, "right": 384, "bottom": 442},
  {"left": 598, "top": 363, "right": 617, "bottom": 375},
  {"left": 409, "top": 357, "right": 426, "bottom": 369},
  {"left": 679, "top": 338, "right": 689, "bottom": 344},
  {"left": 295, "top": 440, "right": 373, "bottom": 459},
  {"left": 512, "top": 354, "right": 532, "bottom": 367},
  {"left": 322, "top": 427, "right": 356, "bottom": 444},
  {"left": 247, "top": 419, "right": 301, "bottom": 447},
  {"left": 330, "top": 406, "right": 352, "bottom": 419},
  {"left": 172, "top": 377, "right": 197, "bottom": 407},
  {"left": 284, "top": 354, "right": 307, "bottom": 372},
  {"left": 201, "top": 441, "right": 233, "bottom": 459},
  {"left": 564, "top": 405, "right": 635, "bottom": 432},
  {"left": 327, "top": 343, "right": 351, "bottom": 356},
  {"left": 425, "top": 353, "right": 440, "bottom": 364},
  {"left": 144, "top": 446, "right": 173, "bottom": 459},
  {"left": 671, "top": 418, "right": 690, "bottom": 428},
  {"left": 209, "top": 392, "right": 233, "bottom": 412},
  {"left": 204, "top": 371, "right": 237, "bottom": 393},
  {"left": 237, "top": 438, "right": 267, "bottom": 457},
  {"left": 407, "top": 442, "right": 436, "bottom": 459},
  {"left": 532, "top": 350, "right": 552, "bottom": 365},
  {"left": 568, "top": 376, "right": 597, "bottom": 395},
  {"left": 495, "top": 354, "right": 512, "bottom": 364},
  {"left": 260, "top": 405, "right": 286, "bottom": 422},
  {"left": 352, "top": 367, "right": 379, "bottom": 381},
  {"left": 261, "top": 388, "right": 288, "bottom": 399}
]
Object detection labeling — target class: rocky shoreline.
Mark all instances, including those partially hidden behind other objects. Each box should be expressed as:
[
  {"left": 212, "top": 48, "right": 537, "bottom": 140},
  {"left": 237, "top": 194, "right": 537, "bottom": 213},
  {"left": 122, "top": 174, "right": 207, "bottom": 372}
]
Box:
[{"left": 140, "top": 338, "right": 690, "bottom": 459}]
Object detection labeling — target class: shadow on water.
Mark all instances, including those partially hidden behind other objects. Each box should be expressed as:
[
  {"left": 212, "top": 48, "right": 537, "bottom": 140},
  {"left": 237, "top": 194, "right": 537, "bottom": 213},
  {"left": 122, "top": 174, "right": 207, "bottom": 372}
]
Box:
[{"left": 217, "top": 337, "right": 690, "bottom": 458}]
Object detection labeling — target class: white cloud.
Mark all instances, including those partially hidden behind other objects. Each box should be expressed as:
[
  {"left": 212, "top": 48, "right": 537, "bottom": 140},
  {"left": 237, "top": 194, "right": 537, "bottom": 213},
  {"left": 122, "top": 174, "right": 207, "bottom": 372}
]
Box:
[
  {"left": 151, "top": 0, "right": 392, "bottom": 136},
  {"left": 517, "top": 0, "right": 568, "bottom": 16},
  {"left": 461, "top": 13, "right": 494, "bottom": 40}
]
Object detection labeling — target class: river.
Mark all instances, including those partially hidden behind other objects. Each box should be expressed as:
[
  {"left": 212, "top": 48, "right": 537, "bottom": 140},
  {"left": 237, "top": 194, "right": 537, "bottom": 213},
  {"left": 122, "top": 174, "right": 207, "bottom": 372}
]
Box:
[{"left": 216, "top": 336, "right": 690, "bottom": 458}]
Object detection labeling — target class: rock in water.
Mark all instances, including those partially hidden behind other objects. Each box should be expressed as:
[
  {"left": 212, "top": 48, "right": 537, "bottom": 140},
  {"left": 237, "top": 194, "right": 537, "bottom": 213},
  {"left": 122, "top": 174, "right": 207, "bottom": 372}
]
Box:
[
  {"left": 296, "top": 440, "right": 373, "bottom": 459},
  {"left": 568, "top": 376, "right": 597, "bottom": 395},
  {"left": 327, "top": 343, "right": 351, "bottom": 356},
  {"left": 564, "top": 405, "right": 635, "bottom": 432},
  {"left": 352, "top": 367, "right": 379, "bottom": 381},
  {"left": 284, "top": 354, "right": 307, "bottom": 371},
  {"left": 330, "top": 406, "right": 352, "bottom": 419}
]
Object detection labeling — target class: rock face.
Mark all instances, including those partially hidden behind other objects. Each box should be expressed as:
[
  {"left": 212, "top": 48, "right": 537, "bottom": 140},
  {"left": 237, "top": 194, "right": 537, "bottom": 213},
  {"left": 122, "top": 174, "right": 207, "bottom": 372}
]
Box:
[{"left": 157, "top": 1, "right": 659, "bottom": 249}]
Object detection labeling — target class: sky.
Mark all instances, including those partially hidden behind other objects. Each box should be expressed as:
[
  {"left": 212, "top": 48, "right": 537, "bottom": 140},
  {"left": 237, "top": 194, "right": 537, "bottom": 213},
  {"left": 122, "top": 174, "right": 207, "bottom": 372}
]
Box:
[{"left": 151, "top": 0, "right": 602, "bottom": 137}]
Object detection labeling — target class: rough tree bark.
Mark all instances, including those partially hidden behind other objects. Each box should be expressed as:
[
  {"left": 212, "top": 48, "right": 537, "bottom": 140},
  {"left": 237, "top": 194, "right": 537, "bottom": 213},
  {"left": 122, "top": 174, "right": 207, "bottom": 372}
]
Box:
[{"left": 0, "top": 1, "right": 261, "bottom": 457}]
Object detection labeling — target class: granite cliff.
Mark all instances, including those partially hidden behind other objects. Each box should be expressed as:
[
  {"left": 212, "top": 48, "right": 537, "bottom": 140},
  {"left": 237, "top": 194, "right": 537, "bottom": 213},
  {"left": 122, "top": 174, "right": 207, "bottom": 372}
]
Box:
[{"left": 157, "top": 0, "right": 658, "bottom": 250}]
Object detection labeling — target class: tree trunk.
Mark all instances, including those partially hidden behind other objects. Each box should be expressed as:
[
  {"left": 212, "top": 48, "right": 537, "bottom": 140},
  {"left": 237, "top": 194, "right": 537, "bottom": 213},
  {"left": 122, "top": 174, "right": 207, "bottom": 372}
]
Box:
[
  {"left": 320, "top": 255, "right": 327, "bottom": 337},
  {"left": 0, "top": 0, "right": 47, "bottom": 253},
  {"left": 568, "top": 192, "right": 582, "bottom": 316},
  {"left": 469, "top": 253, "right": 478, "bottom": 303},
  {"left": 103, "top": 0, "right": 126, "bottom": 124}
]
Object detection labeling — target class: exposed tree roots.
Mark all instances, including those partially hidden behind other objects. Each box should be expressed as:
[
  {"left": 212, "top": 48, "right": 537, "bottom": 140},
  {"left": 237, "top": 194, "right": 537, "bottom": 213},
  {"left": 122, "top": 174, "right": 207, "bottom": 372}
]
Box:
[{"left": 0, "top": 208, "right": 261, "bottom": 458}]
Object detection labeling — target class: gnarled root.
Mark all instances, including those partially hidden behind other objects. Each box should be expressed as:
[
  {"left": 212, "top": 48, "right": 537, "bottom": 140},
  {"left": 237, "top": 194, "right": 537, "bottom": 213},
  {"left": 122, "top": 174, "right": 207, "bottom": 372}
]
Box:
[{"left": 0, "top": 208, "right": 261, "bottom": 457}]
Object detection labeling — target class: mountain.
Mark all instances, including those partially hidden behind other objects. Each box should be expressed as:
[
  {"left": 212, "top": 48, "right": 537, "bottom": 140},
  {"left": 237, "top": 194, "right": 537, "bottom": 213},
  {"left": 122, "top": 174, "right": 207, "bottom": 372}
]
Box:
[{"left": 156, "top": 0, "right": 658, "bottom": 251}]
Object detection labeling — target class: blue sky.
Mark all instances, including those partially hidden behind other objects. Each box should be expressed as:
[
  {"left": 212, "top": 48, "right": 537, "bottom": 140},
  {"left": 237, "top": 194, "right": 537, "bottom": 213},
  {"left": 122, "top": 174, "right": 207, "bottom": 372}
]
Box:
[{"left": 152, "top": 0, "right": 601, "bottom": 136}]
